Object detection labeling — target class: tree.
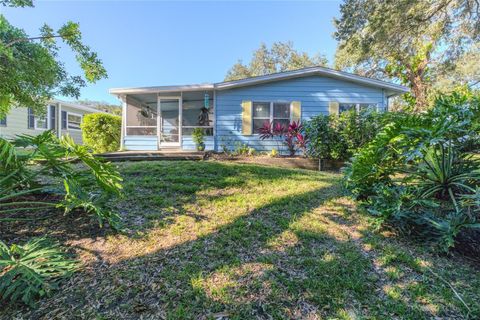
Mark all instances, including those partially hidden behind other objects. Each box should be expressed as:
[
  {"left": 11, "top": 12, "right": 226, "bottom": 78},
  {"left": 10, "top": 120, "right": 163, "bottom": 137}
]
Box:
[
  {"left": 225, "top": 41, "right": 328, "bottom": 81},
  {"left": 75, "top": 99, "right": 122, "bottom": 115},
  {"left": 0, "top": 0, "right": 107, "bottom": 117},
  {"left": 334, "top": 0, "right": 480, "bottom": 111}
]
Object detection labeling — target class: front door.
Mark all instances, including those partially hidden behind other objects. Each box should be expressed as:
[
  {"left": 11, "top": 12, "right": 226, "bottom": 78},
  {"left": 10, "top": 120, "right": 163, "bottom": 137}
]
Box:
[{"left": 158, "top": 97, "right": 181, "bottom": 147}]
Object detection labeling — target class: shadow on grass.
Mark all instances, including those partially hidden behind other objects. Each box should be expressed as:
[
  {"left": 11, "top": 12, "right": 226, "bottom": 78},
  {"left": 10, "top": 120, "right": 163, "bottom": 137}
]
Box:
[
  {"left": 2, "top": 161, "right": 477, "bottom": 319},
  {"left": 4, "top": 175, "right": 396, "bottom": 319},
  {"left": 112, "top": 160, "right": 335, "bottom": 236}
]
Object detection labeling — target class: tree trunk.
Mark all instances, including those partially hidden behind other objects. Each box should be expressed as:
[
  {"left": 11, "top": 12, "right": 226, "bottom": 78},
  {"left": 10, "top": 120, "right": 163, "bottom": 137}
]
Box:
[{"left": 407, "top": 63, "right": 429, "bottom": 112}]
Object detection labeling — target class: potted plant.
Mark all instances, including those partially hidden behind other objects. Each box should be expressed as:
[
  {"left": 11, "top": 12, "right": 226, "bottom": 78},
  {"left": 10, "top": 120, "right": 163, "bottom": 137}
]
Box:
[{"left": 192, "top": 128, "right": 205, "bottom": 151}]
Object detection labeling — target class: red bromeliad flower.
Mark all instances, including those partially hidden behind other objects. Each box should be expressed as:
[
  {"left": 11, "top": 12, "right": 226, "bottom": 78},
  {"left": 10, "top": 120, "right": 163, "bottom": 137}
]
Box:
[
  {"left": 258, "top": 120, "right": 308, "bottom": 156},
  {"left": 259, "top": 121, "right": 274, "bottom": 140}
]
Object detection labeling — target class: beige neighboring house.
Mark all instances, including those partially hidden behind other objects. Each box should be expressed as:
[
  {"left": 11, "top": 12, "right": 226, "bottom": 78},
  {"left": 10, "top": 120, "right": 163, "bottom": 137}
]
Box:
[{"left": 0, "top": 99, "right": 106, "bottom": 144}]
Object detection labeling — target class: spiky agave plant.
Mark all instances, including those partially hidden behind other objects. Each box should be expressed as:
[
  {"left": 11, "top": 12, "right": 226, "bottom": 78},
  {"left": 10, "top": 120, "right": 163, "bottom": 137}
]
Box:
[
  {"left": 0, "top": 237, "right": 77, "bottom": 306},
  {"left": 412, "top": 143, "right": 480, "bottom": 212}
]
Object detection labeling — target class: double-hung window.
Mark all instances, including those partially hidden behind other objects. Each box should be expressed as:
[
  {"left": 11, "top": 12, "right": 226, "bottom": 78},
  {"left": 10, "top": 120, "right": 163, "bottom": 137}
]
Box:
[
  {"left": 252, "top": 101, "right": 291, "bottom": 133},
  {"left": 339, "top": 103, "right": 378, "bottom": 114}
]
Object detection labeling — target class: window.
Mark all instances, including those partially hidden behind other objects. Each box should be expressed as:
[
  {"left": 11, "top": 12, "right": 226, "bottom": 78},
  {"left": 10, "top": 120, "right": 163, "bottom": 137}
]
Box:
[
  {"left": 339, "top": 103, "right": 378, "bottom": 114},
  {"left": 0, "top": 115, "right": 6, "bottom": 126},
  {"left": 67, "top": 113, "right": 82, "bottom": 130},
  {"left": 273, "top": 102, "right": 290, "bottom": 128},
  {"left": 252, "top": 101, "right": 291, "bottom": 133},
  {"left": 61, "top": 111, "right": 67, "bottom": 129},
  {"left": 28, "top": 108, "right": 35, "bottom": 129},
  {"left": 252, "top": 102, "right": 271, "bottom": 132},
  {"left": 49, "top": 105, "right": 56, "bottom": 131},
  {"left": 27, "top": 107, "right": 51, "bottom": 129}
]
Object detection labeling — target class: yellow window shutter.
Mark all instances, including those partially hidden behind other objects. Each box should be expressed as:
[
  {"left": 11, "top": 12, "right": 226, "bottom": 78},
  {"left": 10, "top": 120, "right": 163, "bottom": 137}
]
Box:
[
  {"left": 329, "top": 101, "right": 339, "bottom": 116},
  {"left": 241, "top": 100, "right": 252, "bottom": 135},
  {"left": 291, "top": 101, "right": 301, "bottom": 123}
]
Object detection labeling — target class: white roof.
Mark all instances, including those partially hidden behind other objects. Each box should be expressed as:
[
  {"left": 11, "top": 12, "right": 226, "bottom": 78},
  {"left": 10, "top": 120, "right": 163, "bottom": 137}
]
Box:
[
  {"left": 109, "top": 66, "right": 409, "bottom": 96},
  {"left": 52, "top": 99, "right": 109, "bottom": 114}
]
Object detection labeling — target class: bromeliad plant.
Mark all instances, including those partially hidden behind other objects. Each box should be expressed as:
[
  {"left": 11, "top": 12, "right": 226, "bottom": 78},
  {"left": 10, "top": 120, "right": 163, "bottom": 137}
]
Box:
[{"left": 258, "top": 120, "right": 307, "bottom": 156}]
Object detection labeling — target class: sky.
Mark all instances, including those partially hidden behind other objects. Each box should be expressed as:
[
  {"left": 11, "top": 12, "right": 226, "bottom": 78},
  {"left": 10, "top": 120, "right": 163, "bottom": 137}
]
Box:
[{"left": 2, "top": 0, "right": 341, "bottom": 105}]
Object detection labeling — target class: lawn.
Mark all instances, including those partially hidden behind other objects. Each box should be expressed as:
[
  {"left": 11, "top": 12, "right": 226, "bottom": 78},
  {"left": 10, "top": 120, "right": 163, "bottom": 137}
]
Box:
[{"left": 2, "top": 161, "right": 480, "bottom": 319}]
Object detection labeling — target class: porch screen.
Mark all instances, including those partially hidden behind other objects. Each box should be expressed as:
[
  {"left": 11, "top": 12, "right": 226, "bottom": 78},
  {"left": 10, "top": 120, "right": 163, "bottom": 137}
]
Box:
[
  {"left": 125, "top": 96, "right": 157, "bottom": 135},
  {"left": 182, "top": 97, "right": 214, "bottom": 136}
]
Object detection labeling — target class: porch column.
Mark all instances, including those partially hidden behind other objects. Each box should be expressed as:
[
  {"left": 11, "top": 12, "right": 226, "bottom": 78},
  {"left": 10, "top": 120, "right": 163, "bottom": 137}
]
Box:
[{"left": 120, "top": 95, "right": 127, "bottom": 150}]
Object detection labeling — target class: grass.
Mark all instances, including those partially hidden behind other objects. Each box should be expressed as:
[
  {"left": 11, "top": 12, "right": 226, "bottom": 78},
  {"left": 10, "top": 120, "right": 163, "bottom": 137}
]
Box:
[{"left": 2, "top": 160, "right": 480, "bottom": 319}]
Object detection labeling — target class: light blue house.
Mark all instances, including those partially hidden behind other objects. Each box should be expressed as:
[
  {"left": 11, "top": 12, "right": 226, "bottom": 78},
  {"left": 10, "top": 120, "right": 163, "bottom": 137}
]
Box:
[{"left": 109, "top": 66, "right": 408, "bottom": 152}]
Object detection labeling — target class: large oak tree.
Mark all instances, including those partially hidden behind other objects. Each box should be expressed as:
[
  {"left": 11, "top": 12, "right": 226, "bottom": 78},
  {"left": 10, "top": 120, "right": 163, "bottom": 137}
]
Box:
[{"left": 334, "top": 0, "right": 480, "bottom": 111}]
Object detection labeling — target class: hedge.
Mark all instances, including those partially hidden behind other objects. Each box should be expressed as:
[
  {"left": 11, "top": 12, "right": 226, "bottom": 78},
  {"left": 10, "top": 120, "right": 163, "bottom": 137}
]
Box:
[{"left": 81, "top": 113, "right": 121, "bottom": 153}]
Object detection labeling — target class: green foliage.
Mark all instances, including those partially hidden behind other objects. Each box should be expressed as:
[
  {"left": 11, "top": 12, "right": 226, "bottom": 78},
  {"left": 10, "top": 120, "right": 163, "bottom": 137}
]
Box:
[
  {"left": 81, "top": 113, "right": 121, "bottom": 153},
  {"left": 345, "top": 91, "right": 480, "bottom": 250},
  {"left": 0, "top": 1, "right": 107, "bottom": 117},
  {"left": 0, "top": 131, "right": 122, "bottom": 229},
  {"left": 0, "top": 237, "right": 77, "bottom": 306},
  {"left": 233, "top": 142, "right": 250, "bottom": 156},
  {"left": 192, "top": 128, "right": 205, "bottom": 151},
  {"left": 304, "top": 109, "right": 384, "bottom": 161},
  {"left": 225, "top": 41, "right": 328, "bottom": 81}
]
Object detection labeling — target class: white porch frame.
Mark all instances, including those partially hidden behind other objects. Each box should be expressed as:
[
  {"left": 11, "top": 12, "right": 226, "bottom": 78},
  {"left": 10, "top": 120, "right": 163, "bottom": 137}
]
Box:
[
  {"left": 157, "top": 95, "right": 182, "bottom": 148},
  {"left": 121, "top": 91, "right": 215, "bottom": 151}
]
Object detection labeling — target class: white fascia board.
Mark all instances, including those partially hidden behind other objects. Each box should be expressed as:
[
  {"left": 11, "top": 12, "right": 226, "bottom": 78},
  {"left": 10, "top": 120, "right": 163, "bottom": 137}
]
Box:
[
  {"left": 214, "top": 66, "right": 409, "bottom": 95},
  {"left": 109, "top": 84, "right": 214, "bottom": 95}
]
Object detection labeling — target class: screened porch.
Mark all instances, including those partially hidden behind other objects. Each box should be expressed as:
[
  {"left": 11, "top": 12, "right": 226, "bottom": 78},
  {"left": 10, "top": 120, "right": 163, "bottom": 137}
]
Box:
[{"left": 122, "top": 90, "right": 214, "bottom": 151}]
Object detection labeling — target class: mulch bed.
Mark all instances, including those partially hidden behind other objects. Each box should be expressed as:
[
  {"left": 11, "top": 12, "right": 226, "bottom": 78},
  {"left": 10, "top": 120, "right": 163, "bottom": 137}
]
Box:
[{"left": 0, "top": 193, "right": 107, "bottom": 245}]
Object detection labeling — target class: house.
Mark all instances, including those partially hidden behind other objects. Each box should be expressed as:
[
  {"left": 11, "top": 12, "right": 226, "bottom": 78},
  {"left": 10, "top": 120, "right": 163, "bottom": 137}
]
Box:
[
  {"left": 109, "top": 66, "right": 408, "bottom": 152},
  {"left": 0, "top": 99, "right": 106, "bottom": 144}
]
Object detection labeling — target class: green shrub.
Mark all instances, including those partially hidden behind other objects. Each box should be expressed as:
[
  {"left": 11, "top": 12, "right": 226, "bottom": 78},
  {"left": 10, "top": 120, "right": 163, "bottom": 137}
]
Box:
[
  {"left": 0, "top": 237, "right": 77, "bottom": 306},
  {"left": 304, "top": 108, "right": 384, "bottom": 161},
  {"left": 192, "top": 128, "right": 205, "bottom": 151},
  {"left": 344, "top": 90, "right": 480, "bottom": 251},
  {"left": 81, "top": 113, "right": 121, "bottom": 153}
]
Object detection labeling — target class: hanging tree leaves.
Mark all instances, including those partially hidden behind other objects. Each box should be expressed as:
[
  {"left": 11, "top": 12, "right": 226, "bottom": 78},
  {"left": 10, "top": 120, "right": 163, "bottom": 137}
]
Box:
[{"left": 0, "top": 0, "right": 107, "bottom": 117}]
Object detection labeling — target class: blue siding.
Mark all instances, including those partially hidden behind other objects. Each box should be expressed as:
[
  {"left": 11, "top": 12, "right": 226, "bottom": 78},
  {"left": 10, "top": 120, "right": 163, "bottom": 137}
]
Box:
[
  {"left": 182, "top": 136, "right": 214, "bottom": 151},
  {"left": 215, "top": 75, "right": 386, "bottom": 153},
  {"left": 124, "top": 136, "right": 157, "bottom": 151}
]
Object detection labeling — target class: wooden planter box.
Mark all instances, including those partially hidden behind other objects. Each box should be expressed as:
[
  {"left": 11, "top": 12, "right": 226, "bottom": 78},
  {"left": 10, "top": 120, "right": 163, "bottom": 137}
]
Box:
[{"left": 209, "top": 153, "right": 345, "bottom": 172}]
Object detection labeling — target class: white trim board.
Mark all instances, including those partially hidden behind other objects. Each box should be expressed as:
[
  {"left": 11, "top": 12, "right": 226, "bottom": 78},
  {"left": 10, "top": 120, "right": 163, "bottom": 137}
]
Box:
[{"left": 109, "top": 66, "right": 408, "bottom": 96}]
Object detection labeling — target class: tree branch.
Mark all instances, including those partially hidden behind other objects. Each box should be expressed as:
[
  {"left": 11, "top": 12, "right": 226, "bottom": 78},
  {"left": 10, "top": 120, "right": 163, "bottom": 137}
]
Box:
[{"left": 4, "top": 33, "right": 72, "bottom": 48}]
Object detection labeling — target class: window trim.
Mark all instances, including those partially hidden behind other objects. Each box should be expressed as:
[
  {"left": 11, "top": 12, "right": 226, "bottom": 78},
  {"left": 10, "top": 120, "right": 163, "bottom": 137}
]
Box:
[
  {"left": 66, "top": 112, "right": 83, "bottom": 131},
  {"left": 252, "top": 101, "right": 292, "bottom": 134}
]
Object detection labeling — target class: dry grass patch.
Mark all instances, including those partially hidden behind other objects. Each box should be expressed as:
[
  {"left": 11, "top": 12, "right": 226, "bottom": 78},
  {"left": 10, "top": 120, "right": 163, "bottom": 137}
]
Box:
[{"left": 1, "top": 161, "right": 479, "bottom": 319}]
